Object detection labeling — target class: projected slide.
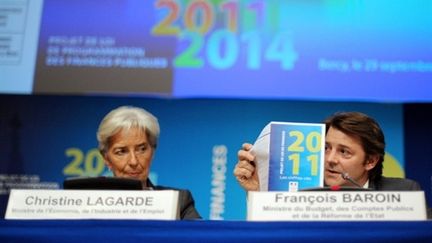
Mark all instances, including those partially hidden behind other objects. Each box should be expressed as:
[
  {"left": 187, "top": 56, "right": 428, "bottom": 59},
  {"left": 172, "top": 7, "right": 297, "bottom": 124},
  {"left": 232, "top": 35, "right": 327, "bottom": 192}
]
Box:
[
  {"left": 33, "top": 1, "right": 174, "bottom": 95},
  {"left": 2, "top": 0, "right": 432, "bottom": 101}
]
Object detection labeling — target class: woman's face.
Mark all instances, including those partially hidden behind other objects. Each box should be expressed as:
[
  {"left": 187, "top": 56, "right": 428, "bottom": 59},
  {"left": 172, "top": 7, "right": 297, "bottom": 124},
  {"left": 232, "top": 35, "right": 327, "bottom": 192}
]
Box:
[{"left": 103, "top": 127, "right": 154, "bottom": 182}]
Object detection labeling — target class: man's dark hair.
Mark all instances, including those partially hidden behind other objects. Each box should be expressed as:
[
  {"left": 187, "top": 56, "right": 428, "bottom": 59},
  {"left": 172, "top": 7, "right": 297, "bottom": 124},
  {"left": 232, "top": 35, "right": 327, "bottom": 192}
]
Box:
[{"left": 324, "top": 111, "right": 385, "bottom": 182}]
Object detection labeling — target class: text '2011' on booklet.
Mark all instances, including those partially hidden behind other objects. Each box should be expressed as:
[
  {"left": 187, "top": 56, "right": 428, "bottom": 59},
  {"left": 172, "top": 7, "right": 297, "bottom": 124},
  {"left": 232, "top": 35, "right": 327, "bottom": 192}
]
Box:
[{"left": 252, "top": 121, "right": 325, "bottom": 191}]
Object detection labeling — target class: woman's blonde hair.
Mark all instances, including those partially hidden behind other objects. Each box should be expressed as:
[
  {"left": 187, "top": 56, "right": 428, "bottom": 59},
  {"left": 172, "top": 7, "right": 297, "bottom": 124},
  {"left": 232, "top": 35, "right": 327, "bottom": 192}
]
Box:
[{"left": 97, "top": 106, "right": 160, "bottom": 154}]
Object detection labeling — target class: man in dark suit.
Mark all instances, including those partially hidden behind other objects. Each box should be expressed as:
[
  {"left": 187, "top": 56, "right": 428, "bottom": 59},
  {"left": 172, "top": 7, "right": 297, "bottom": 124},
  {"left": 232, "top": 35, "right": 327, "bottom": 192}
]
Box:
[
  {"left": 322, "top": 111, "right": 421, "bottom": 191},
  {"left": 234, "top": 112, "right": 430, "bottom": 217}
]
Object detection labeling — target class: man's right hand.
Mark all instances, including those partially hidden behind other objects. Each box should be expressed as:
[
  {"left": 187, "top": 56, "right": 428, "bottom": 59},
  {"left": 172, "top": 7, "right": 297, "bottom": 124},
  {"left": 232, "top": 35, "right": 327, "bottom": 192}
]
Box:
[{"left": 233, "top": 143, "right": 259, "bottom": 191}]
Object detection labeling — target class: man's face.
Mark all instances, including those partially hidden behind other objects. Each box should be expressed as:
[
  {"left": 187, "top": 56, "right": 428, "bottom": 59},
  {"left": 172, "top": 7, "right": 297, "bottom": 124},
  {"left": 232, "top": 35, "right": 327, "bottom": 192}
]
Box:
[
  {"left": 103, "top": 127, "right": 154, "bottom": 182},
  {"left": 324, "top": 126, "right": 376, "bottom": 187}
]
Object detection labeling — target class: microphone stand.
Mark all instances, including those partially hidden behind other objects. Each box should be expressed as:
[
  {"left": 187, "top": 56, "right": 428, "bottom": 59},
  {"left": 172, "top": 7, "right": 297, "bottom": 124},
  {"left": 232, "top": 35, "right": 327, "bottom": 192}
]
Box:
[{"left": 340, "top": 172, "right": 363, "bottom": 188}]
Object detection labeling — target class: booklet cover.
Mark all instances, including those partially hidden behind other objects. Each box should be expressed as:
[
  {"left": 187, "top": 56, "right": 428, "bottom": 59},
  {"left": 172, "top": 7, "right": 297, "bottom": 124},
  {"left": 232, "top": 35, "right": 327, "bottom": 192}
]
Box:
[{"left": 252, "top": 122, "right": 325, "bottom": 191}]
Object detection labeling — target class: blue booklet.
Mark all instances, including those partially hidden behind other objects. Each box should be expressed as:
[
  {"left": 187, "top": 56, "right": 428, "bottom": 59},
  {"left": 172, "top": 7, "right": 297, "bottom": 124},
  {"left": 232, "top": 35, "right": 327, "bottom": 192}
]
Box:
[{"left": 252, "top": 122, "right": 325, "bottom": 191}]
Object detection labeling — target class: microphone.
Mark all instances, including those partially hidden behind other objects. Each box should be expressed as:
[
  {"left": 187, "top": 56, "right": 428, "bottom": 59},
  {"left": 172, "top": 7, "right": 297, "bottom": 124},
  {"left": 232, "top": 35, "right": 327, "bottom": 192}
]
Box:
[
  {"left": 329, "top": 164, "right": 364, "bottom": 188},
  {"left": 302, "top": 169, "right": 369, "bottom": 191},
  {"left": 340, "top": 172, "right": 363, "bottom": 188}
]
